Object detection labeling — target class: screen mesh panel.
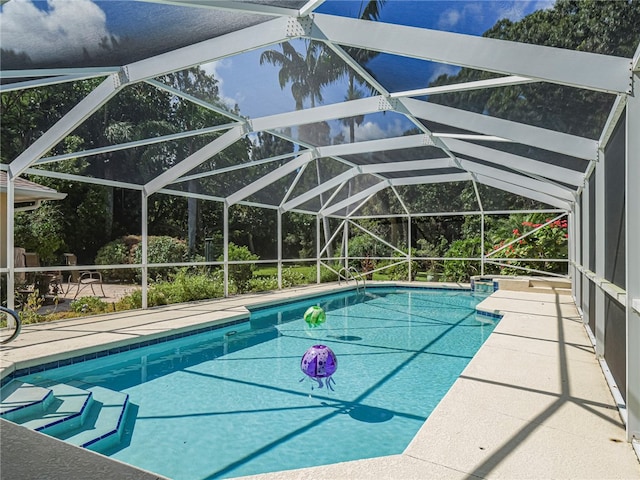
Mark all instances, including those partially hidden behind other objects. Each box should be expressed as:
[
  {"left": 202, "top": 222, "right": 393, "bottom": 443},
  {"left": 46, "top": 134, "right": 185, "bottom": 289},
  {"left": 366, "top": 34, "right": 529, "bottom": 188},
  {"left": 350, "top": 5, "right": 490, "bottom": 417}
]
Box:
[
  {"left": 588, "top": 172, "right": 596, "bottom": 271},
  {"left": 605, "top": 294, "right": 627, "bottom": 402},
  {"left": 588, "top": 280, "right": 596, "bottom": 336},
  {"left": 604, "top": 113, "right": 625, "bottom": 288},
  {"left": 397, "top": 182, "right": 477, "bottom": 213}
]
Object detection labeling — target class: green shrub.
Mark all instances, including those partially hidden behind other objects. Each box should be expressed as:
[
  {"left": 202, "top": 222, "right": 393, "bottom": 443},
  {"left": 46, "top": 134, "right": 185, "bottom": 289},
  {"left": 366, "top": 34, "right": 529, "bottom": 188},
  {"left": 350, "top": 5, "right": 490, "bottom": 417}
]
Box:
[
  {"left": 489, "top": 215, "right": 568, "bottom": 275},
  {"left": 219, "top": 243, "right": 258, "bottom": 294},
  {"left": 152, "top": 269, "right": 223, "bottom": 303},
  {"left": 113, "top": 270, "right": 223, "bottom": 307},
  {"left": 320, "top": 266, "right": 339, "bottom": 283},
  {"left": 282, "top": 267, "right": 308, "bottom": 287},
  {"left": 385, "top": 249, "right": 418, "bottom": 281},
  {"left": 70, "top": 296, "right": 110, "bottom": 314},
  {"left": 94, "top": 237, "right": 137, "bottom": 282},
  {"left": 443, "top": 237, "right": 482, "bottom": 282},
  {"left": 14, "top": 203, "right": 66, "bottom": 265},
  {"left": 347, "top": 234, "right": 377, "bottom": 258},
  {"left": 133, "top": 236, "right": 189, "bottom": 281},
  {"left": 95, "top": 235, "right": 188, "bottom": 282},
  {"left": 248, "top": 276, "right": 278, "bottom": 292},
  {"left": 17, "top": 292, "right": 44, "bottom": 325}
]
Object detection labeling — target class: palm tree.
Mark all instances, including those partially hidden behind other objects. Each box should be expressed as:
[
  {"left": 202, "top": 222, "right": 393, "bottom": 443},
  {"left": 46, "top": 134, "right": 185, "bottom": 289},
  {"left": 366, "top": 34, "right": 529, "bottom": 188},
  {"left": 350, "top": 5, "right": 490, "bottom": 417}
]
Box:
[
  {"left": 260, "top": 40, "right": 343, "bottom": 254},
  {"left": 341, "top": 0, "right": 386, "bottom": 143},
  {"left": 260, "top": 1, "right": 385, "bottom": 256}
]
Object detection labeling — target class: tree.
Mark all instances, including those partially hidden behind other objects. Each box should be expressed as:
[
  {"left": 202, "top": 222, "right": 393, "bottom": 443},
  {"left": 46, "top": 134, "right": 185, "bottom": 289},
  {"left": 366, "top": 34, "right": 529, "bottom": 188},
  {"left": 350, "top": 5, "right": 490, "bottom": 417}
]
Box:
[
  {"left": 340, "top": 0, "right": 386, "bottom": 143},
  {"left": 260, "top": 40, "right": 342, "bottom": 255},
  {"left": 428, "top": 0, "right": 640, "bottom": 138}
]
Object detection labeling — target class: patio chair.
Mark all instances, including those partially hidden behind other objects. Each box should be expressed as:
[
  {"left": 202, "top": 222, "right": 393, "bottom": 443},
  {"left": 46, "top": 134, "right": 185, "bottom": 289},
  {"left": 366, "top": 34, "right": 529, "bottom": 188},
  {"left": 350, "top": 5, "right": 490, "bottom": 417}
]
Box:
[
  {"left": 23, "top": 252, "right": 64, "bottom": 296},
  {"left": 64, "top": 253, "right": 106, "bottom": 300}
]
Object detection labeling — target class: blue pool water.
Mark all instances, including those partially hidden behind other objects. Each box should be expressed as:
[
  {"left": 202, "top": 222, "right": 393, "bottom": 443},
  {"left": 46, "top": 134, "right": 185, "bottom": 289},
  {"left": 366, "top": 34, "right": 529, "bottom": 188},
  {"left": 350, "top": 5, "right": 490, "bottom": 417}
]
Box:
[{"left": 16, "top": 287, "right": 499, "bottom": 479}]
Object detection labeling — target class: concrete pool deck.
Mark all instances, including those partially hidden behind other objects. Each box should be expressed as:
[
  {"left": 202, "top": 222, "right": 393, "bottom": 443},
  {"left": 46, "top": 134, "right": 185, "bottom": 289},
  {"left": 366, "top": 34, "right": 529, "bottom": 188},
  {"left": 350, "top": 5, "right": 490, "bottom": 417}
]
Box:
[{"left": 1, "top": 283, "right": 639, "bottom": 480}]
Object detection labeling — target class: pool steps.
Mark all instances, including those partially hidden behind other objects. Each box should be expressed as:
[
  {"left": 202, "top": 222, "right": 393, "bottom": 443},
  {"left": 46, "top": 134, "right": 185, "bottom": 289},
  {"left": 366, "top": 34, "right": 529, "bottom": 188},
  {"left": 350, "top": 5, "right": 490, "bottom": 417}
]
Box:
[
  {"left": 0, "top": 380, "right": 54, "bottom": 421},
  {"left": 0, "top": 381, "right": 130, "bottom": 452},
  {"left": 62, "top": 386, "right": 130, "bottom": 451},
  {"left": 21, "top": 384, "right": 93, "bottom": 436}
]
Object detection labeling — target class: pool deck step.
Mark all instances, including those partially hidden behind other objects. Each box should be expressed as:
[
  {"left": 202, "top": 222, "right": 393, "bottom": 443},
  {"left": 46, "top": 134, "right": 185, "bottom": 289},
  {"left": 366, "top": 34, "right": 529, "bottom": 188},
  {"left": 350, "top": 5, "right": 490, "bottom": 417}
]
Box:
[
  {"left": 20, "top": 384, "right": 94, "bottom": 436},
  {"left": 0, "top": 380, "right": 54, "bottom": 422},
  {"left": 58, "top": 386, "right": 130, "bottom": 452}
]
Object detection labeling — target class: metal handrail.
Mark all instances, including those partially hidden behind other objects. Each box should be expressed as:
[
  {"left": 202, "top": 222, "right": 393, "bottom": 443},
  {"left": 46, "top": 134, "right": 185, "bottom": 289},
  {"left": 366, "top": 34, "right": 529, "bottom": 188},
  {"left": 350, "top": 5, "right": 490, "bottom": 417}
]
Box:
[
  {"left": 0, "top": 306, "right": 21, "bottom": 344},
  {"left": 338, "top": 266, "right": 366, "bottom": 292}
]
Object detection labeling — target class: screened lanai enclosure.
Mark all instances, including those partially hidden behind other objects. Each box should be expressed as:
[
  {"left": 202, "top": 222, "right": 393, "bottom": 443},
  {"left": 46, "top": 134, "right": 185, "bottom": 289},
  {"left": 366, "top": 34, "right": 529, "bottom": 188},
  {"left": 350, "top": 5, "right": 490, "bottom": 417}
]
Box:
[{"left": 0, "top": 0, "right": 639, "bottom": 451}]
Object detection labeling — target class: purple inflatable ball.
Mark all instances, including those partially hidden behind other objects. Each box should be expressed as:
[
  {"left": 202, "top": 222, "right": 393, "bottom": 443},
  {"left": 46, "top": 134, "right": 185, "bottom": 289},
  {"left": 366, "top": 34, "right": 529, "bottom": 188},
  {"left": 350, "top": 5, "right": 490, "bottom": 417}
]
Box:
[{"left": 300, "top": 344, "right": 337, "bottom": 391}]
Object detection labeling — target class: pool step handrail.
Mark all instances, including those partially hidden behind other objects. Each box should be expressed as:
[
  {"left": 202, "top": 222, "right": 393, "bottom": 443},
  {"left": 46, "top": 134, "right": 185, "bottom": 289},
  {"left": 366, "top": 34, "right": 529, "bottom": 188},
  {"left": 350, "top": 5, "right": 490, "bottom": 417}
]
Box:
[
  {"left": 0, "top": 306, "right": 21, "bottom": 344},
  {"left": 338, "top": 266, "right": 366, "bottom": 292}
]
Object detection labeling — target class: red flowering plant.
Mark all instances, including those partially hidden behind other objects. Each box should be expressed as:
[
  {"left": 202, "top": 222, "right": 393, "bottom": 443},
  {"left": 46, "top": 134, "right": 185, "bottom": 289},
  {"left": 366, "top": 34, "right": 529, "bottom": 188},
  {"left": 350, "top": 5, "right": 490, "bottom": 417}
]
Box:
[{"left": 486, "top": 213, "right": 568, "bottom": 276}]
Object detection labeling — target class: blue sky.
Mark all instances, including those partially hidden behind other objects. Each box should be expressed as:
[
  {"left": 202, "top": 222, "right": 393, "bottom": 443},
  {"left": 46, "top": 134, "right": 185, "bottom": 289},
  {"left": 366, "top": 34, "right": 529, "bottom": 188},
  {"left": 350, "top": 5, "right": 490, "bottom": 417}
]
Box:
[
  {"left": 1, "top": 0, "right": 555, "bottom": 142},
  {"left": 204, "top": 0, "right": 555, "bottom": 140}
]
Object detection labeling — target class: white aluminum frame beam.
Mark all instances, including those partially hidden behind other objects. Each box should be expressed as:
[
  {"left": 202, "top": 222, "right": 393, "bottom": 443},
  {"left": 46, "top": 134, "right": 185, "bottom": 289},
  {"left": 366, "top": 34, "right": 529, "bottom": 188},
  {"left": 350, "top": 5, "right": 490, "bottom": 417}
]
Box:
[
  {"left": 456, "top": 157, "right": 575, "bottom": 201},
  {"left": 390, "top": 75, "right": 537, "bottom": 99},
  {"left": 581, "top": 179, "right": 591, "bottom": 327},
  {"left": 226, "top": 150, "right": 315, "bottom": 206},
  {"left": 443, "top": 137, "right": 585, "bottom": 186},
  {"left": 348, "top": 219, "right": 407, "bottom": 255},
  {"left": 320, "top": 180, "right": 388, "bottom": 216},
  {"left": 0, "top": 73, "right": 109, "bottom": 93},
  {"left": 35, "top": 124, "right": 241, "bottom": 166},
  {"left": 282, "top": 168, "right": 358, "bottom": 211},
  {"left": 595, "top": 145, "right": 606, "bottom": 357},
  {"left": 178, "top": 150, "right": 300, "bottom": 184},
  {"left": 144, "top": 125, "right": 245, "bottom": 195},
  {"left": 625, "top": 68, "right": 640, "bottom": 443},
  {"left": 402, "top": 97, "right": 598, "bottom": 160},
  {"left": 125, "top": 16, "right": 291, "bottom": 83},
  {"left": 9, "top": 75, "right": 123, "bottom": 177},
  {"left": 310, "top": 13, "right": 632, "bottom": 94},
  {"left": 318, "top": 173, "right": 472, "bottom": 216},
  {"left": 282, "top": 157, "right": 451, "bottom": 212},
  {"left": 250, "top": 96, "right": 391, "bottom": 132},
  {"left": 391, "top": 173, "right": 472, "bottom": 187},
  {"left": 473, "top": 174, "right": 572, "bottom": 210},
  {"left": 299, "top": 0, "right": 325, "bottom": 17},
  {"left": 359, "top": 158, "right": 451, "bottom": 174},
  {"left": 146, "top": 79, "right": 246, "bottom": 123},
  {"left": 24, "top": 168, "right": 143, "bottom": 190},
  {"left": 316, "top": 133, "right": 433, "bottom": 158},
  {"left": 0, "top": 67, "right": 119, "bottom": 79}
]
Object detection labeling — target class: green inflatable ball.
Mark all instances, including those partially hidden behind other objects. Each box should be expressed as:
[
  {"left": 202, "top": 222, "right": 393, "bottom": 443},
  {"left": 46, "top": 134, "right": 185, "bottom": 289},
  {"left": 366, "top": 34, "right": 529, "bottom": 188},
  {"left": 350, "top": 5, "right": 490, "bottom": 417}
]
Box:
[{"left": 304, "top": 305, "right": 326, "bottom": 328}]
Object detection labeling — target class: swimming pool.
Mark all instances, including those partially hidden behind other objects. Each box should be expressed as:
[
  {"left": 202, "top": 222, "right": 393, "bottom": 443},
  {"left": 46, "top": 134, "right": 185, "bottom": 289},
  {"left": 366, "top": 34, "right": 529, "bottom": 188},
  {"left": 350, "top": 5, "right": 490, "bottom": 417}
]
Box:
[{"left": 12, "top": 286, "right": 499, "bottom": 479}]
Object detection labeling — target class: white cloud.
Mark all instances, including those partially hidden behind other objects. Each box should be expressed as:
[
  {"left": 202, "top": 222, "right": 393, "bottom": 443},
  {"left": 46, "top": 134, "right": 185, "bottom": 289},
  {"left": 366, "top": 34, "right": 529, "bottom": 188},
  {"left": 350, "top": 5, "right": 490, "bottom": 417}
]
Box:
[
  {"left": 200, "top": 58, "right": 243, "bottom": 109},
  {"left": 495, "top": 0, "right": 531, "bottom": 22},
  {"left": 428, "top": 64, "right": 461, "bottom": 84},
  {"left": 0, "top": 0, "right": 115, "bottom": 63},
  {"left": 438, "top": 3, "right": 484, "bottom": 30},
  {"left": 492, "top": 0, "right": 554, "bottom": 23},
  {"left": 338, "top": 117, "right": 407, "bottom": 143},
  {"left": 438, "top": 8, "right": 462, "bottom": 29},
  {"left": 534, "top": 0, "right": 556, "bottom": 12},
  {"left": 437, "top": 1, "right": 551, "bottom": 33}
]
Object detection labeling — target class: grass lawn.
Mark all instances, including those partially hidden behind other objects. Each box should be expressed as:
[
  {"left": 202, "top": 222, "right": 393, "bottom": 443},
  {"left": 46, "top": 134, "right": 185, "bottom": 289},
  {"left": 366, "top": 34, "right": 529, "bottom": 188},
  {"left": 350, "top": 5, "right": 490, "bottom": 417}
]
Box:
[{"left": 253, "top": 264, "right": 434, "bottom": 283}]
